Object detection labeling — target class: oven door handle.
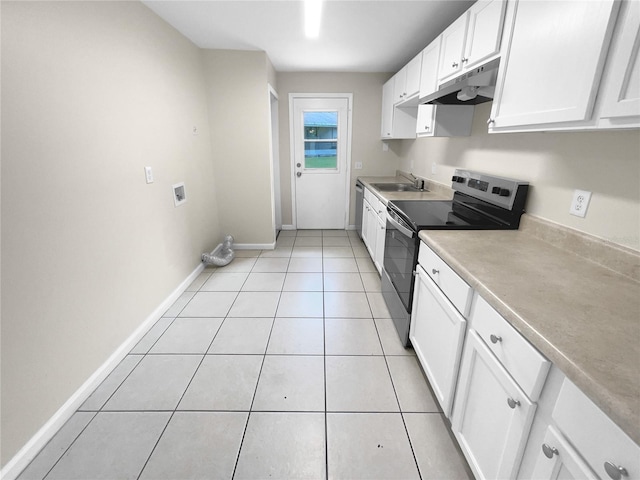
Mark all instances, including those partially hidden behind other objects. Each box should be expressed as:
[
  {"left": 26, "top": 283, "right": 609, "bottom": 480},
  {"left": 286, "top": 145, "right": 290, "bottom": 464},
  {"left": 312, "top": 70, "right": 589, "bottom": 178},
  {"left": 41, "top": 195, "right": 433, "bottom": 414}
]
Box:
[{"left": 387, "top": 210, "right": 415, "bottom": 239}]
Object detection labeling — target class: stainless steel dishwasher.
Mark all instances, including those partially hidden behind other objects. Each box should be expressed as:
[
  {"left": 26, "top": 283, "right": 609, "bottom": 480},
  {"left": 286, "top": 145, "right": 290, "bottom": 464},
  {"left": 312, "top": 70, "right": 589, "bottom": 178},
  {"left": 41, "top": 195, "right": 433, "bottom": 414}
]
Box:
[{"left": 355, "top": 180, "right": 364, "bottom": 238}]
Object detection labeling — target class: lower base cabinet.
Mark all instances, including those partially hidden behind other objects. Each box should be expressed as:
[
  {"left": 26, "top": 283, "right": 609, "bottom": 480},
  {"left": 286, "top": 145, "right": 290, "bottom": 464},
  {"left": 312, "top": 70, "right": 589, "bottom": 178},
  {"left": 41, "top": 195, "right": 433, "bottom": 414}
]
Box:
[
  {"left": 530, "top": 426, "right": 598, "bottom": 479},
  {"left": 451, "top": 330, "right": 536, "bottom": 480}
]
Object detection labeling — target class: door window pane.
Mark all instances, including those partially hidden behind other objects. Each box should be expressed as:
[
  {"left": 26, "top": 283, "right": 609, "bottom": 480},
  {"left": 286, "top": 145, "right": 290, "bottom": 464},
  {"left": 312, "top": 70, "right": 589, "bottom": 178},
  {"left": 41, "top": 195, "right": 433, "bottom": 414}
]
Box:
[{"left": 304, "top": 111, "right": 338, "bottom": 169}]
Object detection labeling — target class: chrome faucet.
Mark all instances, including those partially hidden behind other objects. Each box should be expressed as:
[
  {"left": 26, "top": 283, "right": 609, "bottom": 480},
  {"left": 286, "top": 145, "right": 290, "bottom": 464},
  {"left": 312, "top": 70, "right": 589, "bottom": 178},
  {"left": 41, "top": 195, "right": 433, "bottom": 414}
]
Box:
[{"left": 408, "top": 173, "right": 421, "bottom": 189}]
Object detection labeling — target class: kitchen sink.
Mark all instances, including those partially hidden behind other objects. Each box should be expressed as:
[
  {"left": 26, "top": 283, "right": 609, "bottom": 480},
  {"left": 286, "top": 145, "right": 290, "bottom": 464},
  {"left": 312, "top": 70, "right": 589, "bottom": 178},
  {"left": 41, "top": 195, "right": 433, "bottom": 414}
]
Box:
[{"left": 371, "top": 183, "right": 427, "bottom": 192}]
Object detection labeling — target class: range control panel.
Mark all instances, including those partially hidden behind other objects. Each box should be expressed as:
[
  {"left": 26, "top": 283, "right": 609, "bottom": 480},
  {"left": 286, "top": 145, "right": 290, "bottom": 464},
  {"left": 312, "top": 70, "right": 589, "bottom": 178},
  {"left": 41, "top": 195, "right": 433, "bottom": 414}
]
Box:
[{"left": 451, "top": 170, "right": 529, "bottom": 211}]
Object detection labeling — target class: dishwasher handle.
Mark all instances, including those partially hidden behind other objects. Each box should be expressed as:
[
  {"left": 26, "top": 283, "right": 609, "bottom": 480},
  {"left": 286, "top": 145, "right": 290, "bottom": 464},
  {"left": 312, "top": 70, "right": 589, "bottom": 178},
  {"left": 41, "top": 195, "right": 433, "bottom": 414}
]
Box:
[
  {"left": 355, "top": 183, "right": 364, "bottom": 193},
  {"left": 386, "top": 209, "right": 415, "bottom": 239}
]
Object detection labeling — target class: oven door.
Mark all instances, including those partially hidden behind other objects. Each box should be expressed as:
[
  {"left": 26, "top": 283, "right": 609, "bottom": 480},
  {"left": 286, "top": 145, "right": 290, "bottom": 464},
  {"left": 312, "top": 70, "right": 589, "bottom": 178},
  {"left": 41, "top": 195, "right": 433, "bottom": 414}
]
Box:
[{"left": 383, "top": 208, "right": 418, "bottom": 313}]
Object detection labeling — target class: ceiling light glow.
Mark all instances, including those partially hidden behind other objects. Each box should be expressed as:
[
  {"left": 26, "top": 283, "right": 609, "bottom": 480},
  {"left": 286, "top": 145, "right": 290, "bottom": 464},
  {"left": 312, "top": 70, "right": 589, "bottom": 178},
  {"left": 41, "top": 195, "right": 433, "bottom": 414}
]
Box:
[{"left": 304, "top": 0, "right": 323, "bottom": 38}]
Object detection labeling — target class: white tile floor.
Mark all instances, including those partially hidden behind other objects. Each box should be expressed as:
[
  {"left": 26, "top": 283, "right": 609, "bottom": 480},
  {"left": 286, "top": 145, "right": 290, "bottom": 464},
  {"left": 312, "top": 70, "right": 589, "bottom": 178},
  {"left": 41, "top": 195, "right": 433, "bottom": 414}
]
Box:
[{"left": 17, "top": 230, "right": 473, "bottom": 480}]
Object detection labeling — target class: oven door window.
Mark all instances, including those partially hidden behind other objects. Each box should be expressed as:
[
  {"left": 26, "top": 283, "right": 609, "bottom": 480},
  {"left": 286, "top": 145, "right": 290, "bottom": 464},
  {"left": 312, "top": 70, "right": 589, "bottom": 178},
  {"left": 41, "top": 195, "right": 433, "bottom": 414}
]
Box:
[{"left": 383, "top": 218, "right": 417, "bottom": 312}]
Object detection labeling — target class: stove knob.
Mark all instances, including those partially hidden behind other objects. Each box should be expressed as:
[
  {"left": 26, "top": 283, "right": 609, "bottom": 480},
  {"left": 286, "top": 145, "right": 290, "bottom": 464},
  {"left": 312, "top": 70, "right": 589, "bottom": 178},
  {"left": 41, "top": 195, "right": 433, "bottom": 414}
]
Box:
[
  {"left": 499, "top": 188, "right": 511, "bottom": 197},
  {"left": 492, "top": 187, "right": 501, "bottom": 194}
]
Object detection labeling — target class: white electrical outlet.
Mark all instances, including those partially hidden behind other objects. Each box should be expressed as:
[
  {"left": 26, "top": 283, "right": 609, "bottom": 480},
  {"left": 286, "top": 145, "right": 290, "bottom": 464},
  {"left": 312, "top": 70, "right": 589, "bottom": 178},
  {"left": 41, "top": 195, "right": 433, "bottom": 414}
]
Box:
[
  {"left": 569, "top": 189, "right": 592, "bottom": 218},
  {"left": 382, "top": 142, "right": 389, "bottom": 152},
  {"left": 144, "top": 166, "right": 154, "bottom": 184},
  {"left": 355, "top": 162, "right": 363, "bottom": 170},
  {"left": 192, "top": 126, "right": 198, "bottom": 135},
  {"left": 431, "top": 162, "right": 437, "bottom": 174}
]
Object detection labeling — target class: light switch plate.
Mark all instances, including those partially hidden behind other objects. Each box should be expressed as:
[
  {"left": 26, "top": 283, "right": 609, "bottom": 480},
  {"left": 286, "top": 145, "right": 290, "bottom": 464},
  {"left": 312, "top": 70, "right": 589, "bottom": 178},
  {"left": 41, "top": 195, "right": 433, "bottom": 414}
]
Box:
[
  {"left": 355, "top": 162, "right": 363, "bottom": 170},
  {"left": 569, "top": 189, "right": 591, "bottom": 218}
]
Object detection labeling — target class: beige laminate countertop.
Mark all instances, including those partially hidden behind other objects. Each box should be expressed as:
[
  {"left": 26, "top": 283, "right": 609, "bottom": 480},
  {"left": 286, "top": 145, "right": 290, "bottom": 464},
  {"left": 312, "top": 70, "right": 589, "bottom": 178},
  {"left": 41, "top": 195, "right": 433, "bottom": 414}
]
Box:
[{"left": 418, "top": 223, "right": 640, "bottom": 445}]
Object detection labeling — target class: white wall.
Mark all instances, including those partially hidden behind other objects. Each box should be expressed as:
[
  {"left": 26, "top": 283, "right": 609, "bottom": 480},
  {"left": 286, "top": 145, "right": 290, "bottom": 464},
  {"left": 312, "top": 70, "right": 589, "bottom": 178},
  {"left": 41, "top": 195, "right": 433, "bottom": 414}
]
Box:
[
  {"left": 276, "top": 72, "right": 400, "bottom": 226},
  {"left": 1, "top": 1, "right": 220, "bottom": 465},
  {"left": 202, "top": 50, "right": 276, "bottom": 245},
  {"left": 396, "top": 102, "right": 640, "bottom": 251}
]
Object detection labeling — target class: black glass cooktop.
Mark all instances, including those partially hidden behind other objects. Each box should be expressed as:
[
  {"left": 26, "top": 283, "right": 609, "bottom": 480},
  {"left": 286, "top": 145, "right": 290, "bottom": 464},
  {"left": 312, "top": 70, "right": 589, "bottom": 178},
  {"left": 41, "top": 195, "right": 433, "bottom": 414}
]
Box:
[{"left": 388, "top": 197, "right": 511, "bottom": 230}]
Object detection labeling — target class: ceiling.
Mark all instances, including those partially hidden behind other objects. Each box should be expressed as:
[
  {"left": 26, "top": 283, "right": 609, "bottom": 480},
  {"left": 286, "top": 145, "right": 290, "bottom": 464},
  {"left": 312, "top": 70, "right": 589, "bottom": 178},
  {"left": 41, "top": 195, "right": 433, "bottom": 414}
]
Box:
[{"left": 142, "top": 0, "right": 475, "bottom": 73}]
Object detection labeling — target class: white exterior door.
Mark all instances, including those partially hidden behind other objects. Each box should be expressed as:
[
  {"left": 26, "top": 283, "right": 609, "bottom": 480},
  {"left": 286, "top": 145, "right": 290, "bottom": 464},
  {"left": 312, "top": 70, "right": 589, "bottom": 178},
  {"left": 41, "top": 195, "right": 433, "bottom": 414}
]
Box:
[{"left": 291, "top": 95, "right": 351, "bottom": 229}]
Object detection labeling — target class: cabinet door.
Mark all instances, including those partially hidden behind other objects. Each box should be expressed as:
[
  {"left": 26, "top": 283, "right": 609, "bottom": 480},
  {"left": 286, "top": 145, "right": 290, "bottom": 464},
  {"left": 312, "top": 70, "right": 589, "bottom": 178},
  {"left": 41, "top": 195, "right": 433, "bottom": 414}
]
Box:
[
  {"left": 464, "top": 0, "right": 507, "bottom": 68},
  {"left": 530, "top": 426, "right": 598, "bottom": 480},
  {"left": 374, "top": 212, "right": 386, "bottom": 273},
  {"left": 393, "top": 68, "right": 407, "bottom": 105},
  {"left": 362, "top": 198, "right": 371, "bottom": 248},
  {"left": 365, "top": 201, "right": 378, "bottom": 258},
  {"left": 439, "top": 12, "right": 469, "bottom": 81},
  {"left": 452, "top": 330, "right": 536, "bottom": 480},
  {"left": 381, "top": 78, "right": 394, "bottom": 138},
  {"left": 419, "top": 37, "right": 442, "bottom": 98},
  {"left": 410, "top": 265, "right": 466, "bottom": 417},
  {"left": 416, "top": 104, "right": 436, "bottom": 136},
  {"left": 490, "top": 0, "right": 619, "bottom": 129},
  {"left": 599, "top": 0, "right": 640, "bottom": 120},
  {"left": 404, "top": 53, "right": 423, "bottom": 99}
]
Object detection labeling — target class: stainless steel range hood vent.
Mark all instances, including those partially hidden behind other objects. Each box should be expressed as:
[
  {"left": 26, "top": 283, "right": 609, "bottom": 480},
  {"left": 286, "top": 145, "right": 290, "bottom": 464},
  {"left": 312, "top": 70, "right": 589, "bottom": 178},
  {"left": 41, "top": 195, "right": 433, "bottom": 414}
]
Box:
[{"left": 420, "top": 57, "right": 500, "bottom": 106}]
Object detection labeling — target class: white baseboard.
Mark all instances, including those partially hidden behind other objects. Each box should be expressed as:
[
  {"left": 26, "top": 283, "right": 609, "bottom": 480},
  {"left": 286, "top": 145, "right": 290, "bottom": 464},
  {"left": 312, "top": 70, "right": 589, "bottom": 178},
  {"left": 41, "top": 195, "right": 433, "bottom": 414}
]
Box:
[
  {"left": 234, "top": 242, "right": 276, "bottom": 250},
  {"left": 0, "top": 262, "right": 205, "bottom": 480}
]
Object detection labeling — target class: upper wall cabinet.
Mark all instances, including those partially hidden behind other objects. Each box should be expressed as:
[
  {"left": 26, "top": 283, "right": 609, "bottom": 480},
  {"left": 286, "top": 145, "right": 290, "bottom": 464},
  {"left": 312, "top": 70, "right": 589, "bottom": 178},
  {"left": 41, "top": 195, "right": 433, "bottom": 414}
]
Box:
[
  {"left": 438, "top": 0, "right": 508, "bottom": 82},
  {"left": 381, "top": 76, "right": 418, "bottom": 139},
  {"left": 488, "top": 0, "right": 627, "bottom": 132},
  {"left": 395, "top": 53, "right": 423, "bottom": 106},
  {"left": 419, "top": 37, "right": 442, "bottom": 98},
  {"left": 597, "top": 0, "right": 640, "bottom": 125}
]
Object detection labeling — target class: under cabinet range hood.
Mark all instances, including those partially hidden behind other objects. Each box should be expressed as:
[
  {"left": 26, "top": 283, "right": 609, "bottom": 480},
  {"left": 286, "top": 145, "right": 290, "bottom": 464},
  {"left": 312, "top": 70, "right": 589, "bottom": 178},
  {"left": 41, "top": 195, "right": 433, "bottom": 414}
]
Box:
[{"left": 420, "top": 57, "right": 501, "bottom": 106}]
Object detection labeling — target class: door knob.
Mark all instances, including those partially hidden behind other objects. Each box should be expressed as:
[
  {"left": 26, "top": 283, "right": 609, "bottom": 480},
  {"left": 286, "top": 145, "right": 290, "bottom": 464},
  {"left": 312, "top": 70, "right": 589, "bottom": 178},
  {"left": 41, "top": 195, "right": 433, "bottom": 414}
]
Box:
[
  {"left": 296, "top": 163, "right": 301, "bottom": 167},
  {"left": 296, "top": 172, "right": 302, "bottom": 177}
]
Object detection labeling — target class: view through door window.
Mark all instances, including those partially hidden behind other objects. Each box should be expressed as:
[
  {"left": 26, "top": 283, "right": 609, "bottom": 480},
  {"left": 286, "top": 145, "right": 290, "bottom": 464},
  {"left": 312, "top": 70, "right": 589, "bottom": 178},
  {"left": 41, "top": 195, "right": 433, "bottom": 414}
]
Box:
[{"left": 303, "top": 111, "right": 338, "bottom": 169}]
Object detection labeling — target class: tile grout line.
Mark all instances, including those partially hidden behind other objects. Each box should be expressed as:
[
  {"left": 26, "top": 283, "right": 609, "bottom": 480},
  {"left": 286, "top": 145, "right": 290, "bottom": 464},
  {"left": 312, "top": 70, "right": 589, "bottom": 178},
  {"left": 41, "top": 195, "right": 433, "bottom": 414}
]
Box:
[
  {"left": 230, "top": 239, "right": 285, "bottom": 480},
  {"left": 135, "top": 285, "right": 226, "bottom": 479}
]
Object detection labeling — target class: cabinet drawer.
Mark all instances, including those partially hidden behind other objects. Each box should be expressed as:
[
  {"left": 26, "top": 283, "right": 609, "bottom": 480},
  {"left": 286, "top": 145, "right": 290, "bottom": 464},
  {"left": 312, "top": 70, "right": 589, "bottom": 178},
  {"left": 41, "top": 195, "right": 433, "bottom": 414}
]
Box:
[
  {"left": 363, "top": 186, "right": 376, "bottom": 204},
  {"left": 553, "top": 378, "right": 640, "bottom": 480},
  {"left": 418, "top": 242, "right": 472, "bottom": 316},
  {"left": 471, "top": 295, "right": 550, "bottom": 401}
]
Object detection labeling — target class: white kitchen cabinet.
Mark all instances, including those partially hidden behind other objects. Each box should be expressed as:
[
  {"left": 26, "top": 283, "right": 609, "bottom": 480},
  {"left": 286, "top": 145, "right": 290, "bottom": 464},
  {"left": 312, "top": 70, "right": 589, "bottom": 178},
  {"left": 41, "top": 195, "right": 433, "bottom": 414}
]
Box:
[
  {"left": 395, "top": 53, "right": 423, "bottom": 106},
  {"left": 552, "top": 379, "right": 640, "bottom": 480},
  {"left": 598, "top": 0, "right": 640, "bottom": 124},
  {"left": 488, "top": 0, "right": 620, "bottom": 131},
  {"left": 530, "top": 426, "right": 599, "bottom": 480},
  {"left": 361, "top": 197, "right": 371, "bottom": 250},
  {"left": 419, "top": 37, "right": 441, "bottom": 98},
  {"left": 410, "top": 264, "right": 467, "bottom": 417},
  {"left": 452, "top": 329, "right": 537, "bottom": 480},
  {"left": 381, "top": 77, "right": 417, "bottom": 139},
  {"left": 439, "top": 0, "right": 507, "bottom": 82},
  {"left": 374, "top": 208, "right": 386, "bottom": 274}
]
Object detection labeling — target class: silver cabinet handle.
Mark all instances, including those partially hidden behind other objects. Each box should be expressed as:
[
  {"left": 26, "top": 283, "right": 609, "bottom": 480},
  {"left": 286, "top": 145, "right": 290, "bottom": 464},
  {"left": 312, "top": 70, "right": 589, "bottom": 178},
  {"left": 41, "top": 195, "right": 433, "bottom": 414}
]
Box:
[
  {"left": 542, "top": 444, "right": 558, "bottom": 459},
  {"left": 604, "top": 462, "right": 628, "bottom": 480},
  {"left": 462, "top": 57, "right": 469, "bottom": 63},
  {"left": 431, "top": 268, "right": 439, "bottom": 275},
  {"left": 296, "top": 172, "right": 302, "bottom": 177},
  {"left": 507, "top": 398, "right": 521, "bottom": 409},
  {"left": 487, "top": 118, "right": 495, "bottom": 125},
  {"left": 452, "top": 61, "right": 459, "bottom": 68},
  {"left": 490, "top": 334, "right": 502, "bottom": 344}
]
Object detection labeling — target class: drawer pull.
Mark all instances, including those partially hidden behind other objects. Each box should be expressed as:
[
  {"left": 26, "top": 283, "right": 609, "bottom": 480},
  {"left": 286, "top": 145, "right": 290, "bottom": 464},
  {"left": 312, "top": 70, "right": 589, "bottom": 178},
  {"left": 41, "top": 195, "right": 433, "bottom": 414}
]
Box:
[
  {"left": 490, "top": 334, "right": 502, "bottom": 344},
  {"left": 507, "top": 397, "right": 521, "bottom": 409},
  {"left": 542, "top": 444, "right": 558, "bottom": 459},
  {"left": 431, "top": 268, "right": 439, "bottom": 275},
  {"left": 604, "top": 462, "right": 628, "bottom": 480}
]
